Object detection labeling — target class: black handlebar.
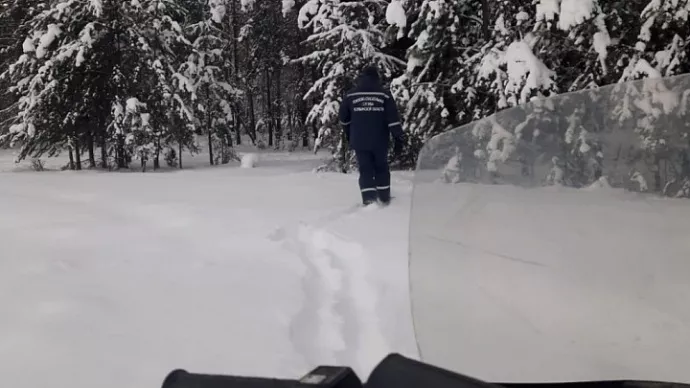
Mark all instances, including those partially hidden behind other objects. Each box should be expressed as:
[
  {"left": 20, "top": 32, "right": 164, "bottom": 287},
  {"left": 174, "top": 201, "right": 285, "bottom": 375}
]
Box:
[
  {"left": 161, "top": 353, "right": 690, "bottom": 388},
  {"left": 162, "top": 365, "right": 362, "bottom": 388}
]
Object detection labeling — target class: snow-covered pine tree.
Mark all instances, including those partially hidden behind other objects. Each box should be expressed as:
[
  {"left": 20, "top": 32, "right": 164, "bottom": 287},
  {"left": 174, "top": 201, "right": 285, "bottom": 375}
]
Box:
[
  {"left": 620, "top": 0, "right": 690, "bottom": 80},
  {"left": 130, "top": 0, "right": 203, "bottom": 170},
  {"left": 512, "top": 0, "right": 690, "bottom": 192},
  {"left": 528, "top": 0, "right": 611, "bottom": 187},
  {"left": 452, "top": 0, "right": 561, "bottom": 182},
  {"left": 239, "top": 0, "right": 289, "bottom": 149},
  {"left": 389, "top": 0, "right": 485, "bottom": 168},
  {"left": 236, "top": 17, "right": 260, "bottom": 145},
  {"left": 609, "top": 0, "right": 690, "bottom": 194},
  {"left": 529, "top": 0, "right": 616, "bottom": 91},
  {"left": 182, "top": 0, "right": 242, "bottom": 166},
  {"left": 487, "top": 1, "right": 639, "bottom": 188},
  {"left": 280, "top": 0, "right": 314, "bottom": 150},
  {"left": 0, "top": 0, "right": 44, "bottom": 138},
  {"left": 296, "top": 0, "right": 404, "bottom": 172},
  {"left": 1, "top": 0, "right": 115, "bottom": 166},
  {"left": 1, "top": 0, "right": 197, "bottom": 170}
]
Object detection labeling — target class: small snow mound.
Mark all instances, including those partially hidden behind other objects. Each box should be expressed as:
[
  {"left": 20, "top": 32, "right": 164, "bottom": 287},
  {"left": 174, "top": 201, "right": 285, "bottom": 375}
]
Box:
[
  {"left": 241, "top": 153, "right": 258, "bottom": 168},
  {"left": 583, "top": 176, "right": 613, "bottom": 191}
]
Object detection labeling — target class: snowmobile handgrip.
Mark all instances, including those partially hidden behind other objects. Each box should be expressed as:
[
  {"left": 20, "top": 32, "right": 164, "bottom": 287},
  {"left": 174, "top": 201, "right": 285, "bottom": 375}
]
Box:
[
  {"left": 161, "top": 369, "right": 295, "bottom": 388},
  {"left": 161, "top": 365, "right": 362, "bottom": 388}
]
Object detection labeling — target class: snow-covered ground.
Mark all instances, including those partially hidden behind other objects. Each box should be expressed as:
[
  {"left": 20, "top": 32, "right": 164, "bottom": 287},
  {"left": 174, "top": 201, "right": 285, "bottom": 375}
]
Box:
[
  {"left": 3, "top": 144, "right": 690, "bottom": 387},
  {"left": 0, "top": 147, "right": 418, "bottom": 388}
]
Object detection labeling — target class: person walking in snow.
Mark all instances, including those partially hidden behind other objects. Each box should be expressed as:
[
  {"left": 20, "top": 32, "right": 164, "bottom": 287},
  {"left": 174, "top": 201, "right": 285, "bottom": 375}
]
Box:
[{"left": 339, "top": 65, "right": 404, "bottom": 206}]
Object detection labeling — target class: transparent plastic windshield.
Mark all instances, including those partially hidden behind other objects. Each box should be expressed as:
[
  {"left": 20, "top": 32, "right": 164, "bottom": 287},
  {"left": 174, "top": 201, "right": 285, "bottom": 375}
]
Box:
[{"left": 409, "top": 74, "right": 690, "bottom": 384}]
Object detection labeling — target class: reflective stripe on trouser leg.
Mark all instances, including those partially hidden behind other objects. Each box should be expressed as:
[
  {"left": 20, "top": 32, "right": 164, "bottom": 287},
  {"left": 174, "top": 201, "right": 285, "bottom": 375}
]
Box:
[{"left": 372, "top": 148, "right": 391, "bottom": 203}]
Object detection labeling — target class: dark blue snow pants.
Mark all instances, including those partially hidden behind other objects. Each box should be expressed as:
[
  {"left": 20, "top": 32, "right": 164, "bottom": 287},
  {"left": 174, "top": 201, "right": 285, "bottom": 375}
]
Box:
[{"left": 355, "top": 148, "right": 390, "bottom": 205}]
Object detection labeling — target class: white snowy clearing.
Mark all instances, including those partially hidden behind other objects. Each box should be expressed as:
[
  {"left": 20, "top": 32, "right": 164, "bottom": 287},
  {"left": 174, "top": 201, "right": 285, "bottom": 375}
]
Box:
[{"left": 0, "top": 147, "right": 417, "bottom": 388}]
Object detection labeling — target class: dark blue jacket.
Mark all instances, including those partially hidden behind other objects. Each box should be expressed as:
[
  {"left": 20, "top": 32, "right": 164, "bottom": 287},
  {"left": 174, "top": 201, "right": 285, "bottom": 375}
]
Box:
[{"left": 339, "top": 72, "right": 403, "bottom": 151}]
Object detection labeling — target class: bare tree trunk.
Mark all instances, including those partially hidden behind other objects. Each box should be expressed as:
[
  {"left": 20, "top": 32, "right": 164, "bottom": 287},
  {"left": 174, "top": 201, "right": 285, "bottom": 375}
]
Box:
[
  {"left": 117, "top": 134, "right": 127, "bottom": 169},
  {"left": 265, "top": 69, "right": 273, "bottom": 147},
  {"left": 481, "top": 0, "right": 491, "bottom": 40},
  {"left": 68, "top": 145, "right": 75, "bottom": 170},
  {"left": 221, "top": 125, "right": 231, "bottom": 164},
  {"left": 234, "top": 113, "right": 241, "bottom": 145},
  {"left": 301, "top": 105, "right": 309, "bottom": 147},
  {"left": 208, "top": 131, "right": 214, "bottom": 166},
  {"left": 654, "top": 155, "right": 662, "bottom": 192},
  {"left": 294, "top": 24, "right": 310, "bottom": 148},
  {"left": 311, "top": 66, "right": 318, "bottom": 140},
  {"left": 231, "top": 0, "right": 242, "bottom": 145},
  {"left": 87, "top": 130, "right": 96, "bottom": 168},
  {"left": 74, "top": 139, "right": 82, "bottom": 170},
  {"left": 681, "top": 143, "right": 690, "bottom": 179},
  {"left": 100, "top": 138, "right": 108, "bottom": 168},
  {"left": 178, "top": 141, "right": 183, "bottom": 169},
  {"left": 235, "top": 111, "right": 243, "bottom": 145},
  {"left": 99, "top": 115, "right": 108, "bottom": 169},
  {"left": 154, "top": 137, "right": 161, "bottom": 170},
  {"left": 286, "top": 105, "right": 293, "bottom": 141},
  {"left": 275, "top": 66, "right": 282, "bottom": 149},
  {"left": 207, "top": 93, "right": 214, "bottom": 165},
  {"left": 297, "top": 63, "right": 309, "bottom": 147},
  {"left": 248, "top": 91, "right": 257, "bottom": 144},
  {"left": 231, "top": 0, "right": 239, "bottom": 79},
  {"left": 114, "top": 11, "right": 125, "bottom": 170}
]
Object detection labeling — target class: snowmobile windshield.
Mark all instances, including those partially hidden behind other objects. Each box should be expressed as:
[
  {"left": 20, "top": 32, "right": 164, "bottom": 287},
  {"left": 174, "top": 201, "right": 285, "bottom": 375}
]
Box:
[{"left": 408, "top": 74, "right": 690, "bottom": 384}]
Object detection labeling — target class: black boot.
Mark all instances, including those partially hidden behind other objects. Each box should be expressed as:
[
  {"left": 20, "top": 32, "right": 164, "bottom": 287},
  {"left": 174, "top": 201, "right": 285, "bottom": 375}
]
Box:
[{"left": 361, "top": 187, "right": 378, "bottom": 206}]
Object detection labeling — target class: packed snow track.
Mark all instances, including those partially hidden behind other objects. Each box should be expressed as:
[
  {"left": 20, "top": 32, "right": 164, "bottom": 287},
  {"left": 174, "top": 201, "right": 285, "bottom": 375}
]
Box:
[{"left": 0, "top": 150, "right": 418, "bottom": 388}]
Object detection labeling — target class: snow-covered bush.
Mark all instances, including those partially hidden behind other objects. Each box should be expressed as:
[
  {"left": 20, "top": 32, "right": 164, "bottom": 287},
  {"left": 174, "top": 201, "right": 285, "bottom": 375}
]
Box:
[
  {"left": 30, "top": 158, "right": 44, "bottom": 171},
  {"left": 241, "top": 152, "right": 259, "bottom": 168}
]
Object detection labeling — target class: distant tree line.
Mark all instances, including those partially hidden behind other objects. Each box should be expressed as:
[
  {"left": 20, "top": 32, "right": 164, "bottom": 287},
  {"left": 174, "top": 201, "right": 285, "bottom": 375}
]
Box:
[{"left": 0, "top": 0, "right": 689, "bottom": 196}]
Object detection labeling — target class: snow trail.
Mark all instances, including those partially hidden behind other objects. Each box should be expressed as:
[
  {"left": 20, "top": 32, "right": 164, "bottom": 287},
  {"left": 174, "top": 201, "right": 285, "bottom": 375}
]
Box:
[
  {"left": 271, "top": 181, "right": 417, "bottom": 378},
  {"left": 273, "top": 208, "right": 389, "bottom": 371},
  {"left": 308, "top": 225, "right": 390, "bottom": 372}
]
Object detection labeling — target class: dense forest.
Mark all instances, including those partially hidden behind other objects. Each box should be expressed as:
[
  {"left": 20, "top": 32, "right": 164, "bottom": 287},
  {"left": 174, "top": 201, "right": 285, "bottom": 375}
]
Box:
[{"left": 1, "top": 0, "right": 689, "bottom": 195}]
